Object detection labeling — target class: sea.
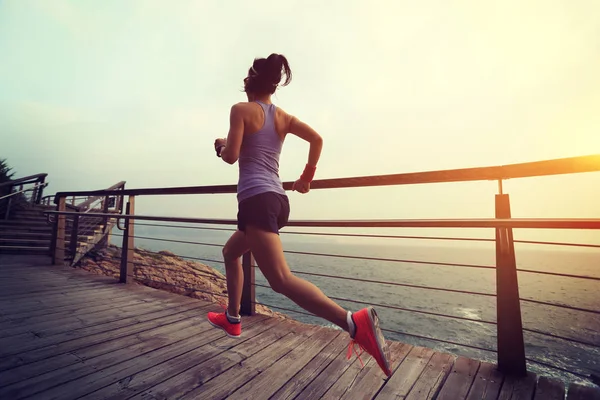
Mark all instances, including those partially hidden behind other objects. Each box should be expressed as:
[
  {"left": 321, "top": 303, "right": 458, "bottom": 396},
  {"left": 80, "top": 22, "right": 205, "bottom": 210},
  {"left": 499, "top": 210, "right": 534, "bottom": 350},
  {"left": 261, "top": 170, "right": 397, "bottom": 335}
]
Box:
[{"left": 111, "top": 223, "right": 599, "bottom": 386}]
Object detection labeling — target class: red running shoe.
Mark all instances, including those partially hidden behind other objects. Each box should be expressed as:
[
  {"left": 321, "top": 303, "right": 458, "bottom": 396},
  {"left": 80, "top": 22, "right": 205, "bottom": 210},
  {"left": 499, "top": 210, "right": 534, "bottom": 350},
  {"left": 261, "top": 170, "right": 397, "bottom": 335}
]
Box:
[
  {"left": 347, "top": 307, "right": 392, "bottom": 377},
  {"left": 207, "top": 311, "right": 241, "bottom": 338}
]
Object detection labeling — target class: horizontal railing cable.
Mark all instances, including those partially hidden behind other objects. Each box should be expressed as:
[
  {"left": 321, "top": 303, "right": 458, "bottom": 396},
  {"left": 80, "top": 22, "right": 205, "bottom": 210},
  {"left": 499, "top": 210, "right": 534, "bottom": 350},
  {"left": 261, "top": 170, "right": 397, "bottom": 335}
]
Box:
[
  {"left": 112, "top": 231, "right": 599, "bottom": 280},
  {"left": 380, "top": 328, "right": 497, "bottom": 353},
  {"left": 118, "top": 222, "right": 600, "bottom": 248},
  {"left": 282, "top": 249, "right": 496, "bottom": 270},
  {"left": 117, "top": 234, "right": 223, "bottom": 248},
  {"left": 45, "top": 210, "right": 600, "bottom": 230},
  {"left": 254, "top": 299, "right": 497, "bottom": 353},
  {"left": 253, "top": 282, "right": 494, "bottom": 324},
  {"left": 279, "top": 269, "right": 496, "bottom": 297},
  {"left": 282, "top": 231, "right": 496, "bottom": 242},
  {"left": 516, "top": 269, "right": 600, "bottom": 282},
  {"left": 65, "top": 250, "right": 225, "bottom": 282},
  {"left": 134, "top": 222, "right": 236, "bottom": 232},
  {"left": 174, "top": 255, "right": 224, "bottom": 265},
  {"left": 112, "top": 232, "right": 599, "bottom": 280},
  {"left": 514, "top": 240, "right": 600, "bottom": 249},
  {"left": 104, "top": 239, "right": 225, "bottom": 265},
  {"left": 252, "top": 301, "right": 317, "bottom": 319},
  {"left": 523, "top": 328, "right": 600, "bottom": 349},
  {"left": 134, "top": 278, "right": 227, "bottom": 299},
  {"left": 330, "top": 295, "right": 495, "bottom": 324},
  {"left": 525, "top": 357, "right": 590, "bottom": 380},
  {"left": 520, "top": 298, "right": 600, "bottom": 314},
  {"left": 133, "top": 264, "right": 226, "bottom": 281}
]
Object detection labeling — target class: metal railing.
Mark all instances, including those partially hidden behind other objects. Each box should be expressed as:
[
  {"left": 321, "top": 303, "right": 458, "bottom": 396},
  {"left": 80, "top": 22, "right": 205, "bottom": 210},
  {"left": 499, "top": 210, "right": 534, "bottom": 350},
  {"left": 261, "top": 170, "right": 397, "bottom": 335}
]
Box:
[
  {"left": 48, "top": 181, "right": 127, "bottom": 265},
  {"left": 0, "top": 173, "right": 48, "bottom": 219},
  {"left": 46, "top": 153, "right": 600, "bottom": 381}
]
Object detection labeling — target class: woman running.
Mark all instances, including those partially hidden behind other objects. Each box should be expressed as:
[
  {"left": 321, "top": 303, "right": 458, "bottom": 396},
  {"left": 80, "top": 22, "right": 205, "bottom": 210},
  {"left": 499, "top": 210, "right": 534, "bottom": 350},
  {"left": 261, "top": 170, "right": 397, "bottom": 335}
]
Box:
[{"left": 209, "top": 53, "right": 392, "bottom": 377}]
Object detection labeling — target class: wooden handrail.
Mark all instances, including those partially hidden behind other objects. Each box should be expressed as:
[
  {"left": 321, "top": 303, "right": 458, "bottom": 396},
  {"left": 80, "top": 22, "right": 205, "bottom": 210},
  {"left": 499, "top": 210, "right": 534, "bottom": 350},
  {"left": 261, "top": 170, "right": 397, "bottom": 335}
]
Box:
[
  {"left": 74, "top": 181, "right": 126, "bottom": 210},
  {"left": 52, "top": 154, "right": 600, "bottom": 201},
  {"left": 0, "top": 182, "right": 48, "bottom": 201},
  {"left": 0, "top": 173, "right": 47, "bottom": 189}
]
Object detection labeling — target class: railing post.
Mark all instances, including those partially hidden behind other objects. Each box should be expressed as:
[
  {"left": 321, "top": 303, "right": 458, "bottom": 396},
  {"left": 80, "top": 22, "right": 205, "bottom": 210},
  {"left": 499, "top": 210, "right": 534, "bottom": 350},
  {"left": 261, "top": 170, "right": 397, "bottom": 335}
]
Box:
[
  {"left": 4, "top": 197, "right": 11, "bottom": 220},
  {"left": 69, "top": 214, "right": 80, "bottom": 262},
  {"left": 36, "top": 176, "right": 45, "bottom": 204},
  {"left": 240, "top": 251, "right": 256, "bottom": 316},
  {"left": 97, "top": 195, "right": 111, "bottom": 250},
  {"left": 31, "top": 186, "right": 38, "bottom": 205},
  {"left": 102, "top": 195, "right": 110, "bottom": 230},
  {"left": 495, "top": 190, "right": 527, "bottom": 376},
  {"left": 52, "top": 197, "right": 66, "bottom": 265},
  {"left": 120, "top": 196, "right": 135, "bottom": 283}
]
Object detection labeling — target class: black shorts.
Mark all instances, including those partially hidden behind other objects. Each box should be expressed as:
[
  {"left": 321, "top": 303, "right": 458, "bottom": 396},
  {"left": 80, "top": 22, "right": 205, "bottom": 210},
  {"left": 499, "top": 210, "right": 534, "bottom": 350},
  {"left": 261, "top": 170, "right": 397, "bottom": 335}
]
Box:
[{"left": 237, "top": 191, "right": 290, "bottom": 234}]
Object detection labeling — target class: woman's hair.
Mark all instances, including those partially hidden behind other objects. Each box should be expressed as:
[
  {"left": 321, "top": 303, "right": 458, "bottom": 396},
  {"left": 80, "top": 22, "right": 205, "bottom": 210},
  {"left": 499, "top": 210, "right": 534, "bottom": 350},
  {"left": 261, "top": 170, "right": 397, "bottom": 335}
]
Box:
[{"left": 244, "top": 53, "right": 292, "bottom": 95}]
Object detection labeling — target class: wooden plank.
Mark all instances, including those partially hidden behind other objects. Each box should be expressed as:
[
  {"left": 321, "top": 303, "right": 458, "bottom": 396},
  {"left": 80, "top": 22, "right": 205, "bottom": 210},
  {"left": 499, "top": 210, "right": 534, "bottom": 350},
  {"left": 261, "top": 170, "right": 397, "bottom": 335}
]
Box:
[
  {"left": 0, "top": 304, "right": 217, "bottom": 388},
  {"left": 128, "top": 317, "right": 292, "bottom": 400},
  {"left": 0, "top": 281, "right": 116, "bottom": 302},
  {"left": 567, "top": 383, "right": 600, "bottom": 400},
  {"left": 0, "top": 278, "right": 123, "bottom": 298},
  {"left": 0, "top": 301, "right": 206, "bottom": 370},
  {"left": 14, "top": 297, "right": 185, "bottom": 337},
  {"left": 0, "top": 298, "right": 150, "bottom": 338},
  {"left": 375, "top": 346, "right": 435, "bottom": 399},
  {"left": 227, "top": 327, "right": 341, "bottom": 399},
  {"left": 77, "top": 314, "right": 277, "bottom": 400},
  {"left": 319, "top": 350, "right": 376, "bottom": 399},
  {"left": 0, "top": 309, "right": 261, "bottom": 399},
  {"left": 339, "top": 342, "right": 412, "bottom": 400},
  {"left": 293, "top": 337, "right": 362, "bottom": 399},
  {"left": 534, "top": 376, "right": 565, "bottom": 400},
  {"left": 406, "top": 352, "right": 456, "bottom": 400},
  {"left": 1, "top": 288, "right": 176, "bottom": 320},
  {"left": 2, "top": 279, "right": 201, "bottom": 316},
  {"left": 497, "top": 372, "right": 537, "bottom": 400},
  {"left": 0, "top": 290, "right": 149, "bottom": 323},
  {"left": 24, "top": 326, "right": 229, "bottom": 399},
  {"left": 465, "top": 362, "right": 505, "bottom": 400},
  {"left": 269, "top": 332, "right": 350, "bottom": 400},
  {"left": 0, "top": 315, "right": 211, "bottom": 398},
  {"left": 437, "top": 356, "right": 481, "bottom": 400},
  {"left": 0, "top": 299, "right": 199, "bottom": 354},
  {"left": 0, "top": 284, "right": 123, "bottom": 310},
  {"left": 178, "top": 322, "right": 320, "bottom": 399},
  {"left": 0, "top": 278, "right": 114, "bottom": 295}
]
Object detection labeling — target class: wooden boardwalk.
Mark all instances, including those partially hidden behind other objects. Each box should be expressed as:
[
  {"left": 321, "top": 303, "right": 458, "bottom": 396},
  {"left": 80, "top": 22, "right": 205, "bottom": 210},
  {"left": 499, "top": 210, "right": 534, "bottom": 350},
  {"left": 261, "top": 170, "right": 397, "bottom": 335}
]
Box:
[{"left": 0, "top": 255, "right": 598, "bottom": 400}]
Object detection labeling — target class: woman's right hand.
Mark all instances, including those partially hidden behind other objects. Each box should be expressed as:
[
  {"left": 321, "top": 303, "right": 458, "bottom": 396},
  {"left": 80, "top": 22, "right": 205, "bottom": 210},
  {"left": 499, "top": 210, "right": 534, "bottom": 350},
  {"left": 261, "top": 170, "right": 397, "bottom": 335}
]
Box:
[{"left": 292, "top": 179, "right": 310, "bottom": 194}]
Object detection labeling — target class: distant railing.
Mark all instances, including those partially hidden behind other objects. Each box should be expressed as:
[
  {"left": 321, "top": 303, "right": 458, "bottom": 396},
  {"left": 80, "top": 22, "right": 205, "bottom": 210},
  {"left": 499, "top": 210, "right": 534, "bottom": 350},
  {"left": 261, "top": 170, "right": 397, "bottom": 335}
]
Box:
[
  {"left": 0, "top": 173, "right": 48, "bottom": 219},
  {"left": 47, "top": 154, "right": 600, "bottom": 381},
  {"left": 48, "top": 181, "right": 126, "bottom": 265}
]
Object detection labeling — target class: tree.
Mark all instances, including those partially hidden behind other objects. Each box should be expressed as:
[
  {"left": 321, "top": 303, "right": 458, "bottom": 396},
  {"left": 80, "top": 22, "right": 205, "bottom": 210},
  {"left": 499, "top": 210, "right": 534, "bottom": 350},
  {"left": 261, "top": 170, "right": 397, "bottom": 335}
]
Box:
[{"left": 0, "top": 158, "right": 15, "bottom": 184}]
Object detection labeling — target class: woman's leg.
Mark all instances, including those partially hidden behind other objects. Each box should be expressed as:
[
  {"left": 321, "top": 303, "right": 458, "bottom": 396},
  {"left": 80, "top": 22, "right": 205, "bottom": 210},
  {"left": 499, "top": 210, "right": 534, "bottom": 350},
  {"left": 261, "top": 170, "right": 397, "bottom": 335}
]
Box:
[
  {"left": 222, "top": 230, "right": 249, "bottom": 317},
  {"left": 244, "top": 225, "right": 349, "bottom": 331}
]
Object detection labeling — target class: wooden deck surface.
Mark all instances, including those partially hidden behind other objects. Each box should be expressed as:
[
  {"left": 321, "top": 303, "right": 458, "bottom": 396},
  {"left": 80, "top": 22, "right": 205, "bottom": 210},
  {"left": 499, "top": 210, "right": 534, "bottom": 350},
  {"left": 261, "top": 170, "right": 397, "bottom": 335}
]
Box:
[{"left": 0, "top": 254, "right": 598, "bottom": 400}]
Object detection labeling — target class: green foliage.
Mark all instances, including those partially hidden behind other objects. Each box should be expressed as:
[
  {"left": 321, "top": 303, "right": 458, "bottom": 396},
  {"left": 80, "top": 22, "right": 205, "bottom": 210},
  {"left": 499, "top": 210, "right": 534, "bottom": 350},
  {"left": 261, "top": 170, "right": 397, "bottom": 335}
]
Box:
[{"left": 0, "top": 159, "right": 15, "bottom": 184}]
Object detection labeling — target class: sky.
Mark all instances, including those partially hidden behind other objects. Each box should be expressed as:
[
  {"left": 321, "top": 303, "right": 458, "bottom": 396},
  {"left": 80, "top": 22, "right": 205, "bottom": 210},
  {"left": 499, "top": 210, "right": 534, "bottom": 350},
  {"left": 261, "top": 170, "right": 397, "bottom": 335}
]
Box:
[{"left": 1, "top": 0, "right": 599, "bottom": 246}]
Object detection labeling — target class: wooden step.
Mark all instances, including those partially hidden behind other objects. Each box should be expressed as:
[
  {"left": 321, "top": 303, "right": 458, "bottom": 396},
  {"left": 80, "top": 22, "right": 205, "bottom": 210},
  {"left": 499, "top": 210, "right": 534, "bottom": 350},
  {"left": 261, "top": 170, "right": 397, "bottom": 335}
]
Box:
[
  {"left": 0, "top": 219, "right": 51, "bottom": 227},
  {"left": 0, "top": 245, "right": 50, "bottom": 255},
  {"left": 0, "top": 238, "right": 52, "bottom": 247},
  {"left": 0, "top": 231, "right": 52, "bottom": 240},
  {"left": 0, "top": 225, "right": 53, "bottom": 233}
]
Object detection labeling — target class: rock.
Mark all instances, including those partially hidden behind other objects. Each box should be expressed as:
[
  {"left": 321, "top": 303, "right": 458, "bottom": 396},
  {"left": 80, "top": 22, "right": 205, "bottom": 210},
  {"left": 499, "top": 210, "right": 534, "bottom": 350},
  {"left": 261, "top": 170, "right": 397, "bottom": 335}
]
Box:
[{"left": 75, "top": 244, "right": 287, "bottom": 320}]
